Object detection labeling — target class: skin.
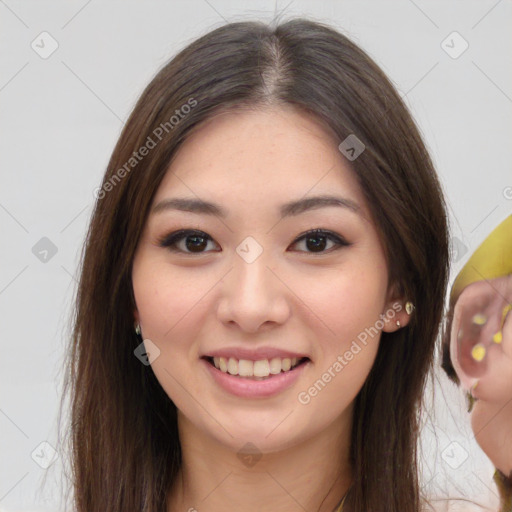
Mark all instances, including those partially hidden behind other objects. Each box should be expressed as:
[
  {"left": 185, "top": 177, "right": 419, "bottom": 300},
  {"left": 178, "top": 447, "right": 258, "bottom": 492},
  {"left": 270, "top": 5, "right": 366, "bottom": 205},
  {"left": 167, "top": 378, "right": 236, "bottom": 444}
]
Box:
[
  {"left": 132, "top": 106, "right": 411, "bottom": 512},
  {"left": 450, "top": 274, "right": 512, "bottom": 477}
]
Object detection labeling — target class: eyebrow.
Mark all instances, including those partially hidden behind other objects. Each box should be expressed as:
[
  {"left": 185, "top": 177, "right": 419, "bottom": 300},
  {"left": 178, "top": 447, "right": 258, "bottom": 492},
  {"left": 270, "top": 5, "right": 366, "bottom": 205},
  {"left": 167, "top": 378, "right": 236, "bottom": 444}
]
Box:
[{"left": 151, "top": 194, "right": 362, "bottom": 219}]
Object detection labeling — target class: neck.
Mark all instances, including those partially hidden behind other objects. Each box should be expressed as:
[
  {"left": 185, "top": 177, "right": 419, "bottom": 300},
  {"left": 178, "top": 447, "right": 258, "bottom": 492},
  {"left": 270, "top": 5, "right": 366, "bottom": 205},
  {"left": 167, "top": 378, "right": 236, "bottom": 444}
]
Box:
[
  {"left": 473, "top": 399, "right": 512, "bottom": 476},
  {"left": 167, "top": 405, "right": 354, "bottom": 512}
]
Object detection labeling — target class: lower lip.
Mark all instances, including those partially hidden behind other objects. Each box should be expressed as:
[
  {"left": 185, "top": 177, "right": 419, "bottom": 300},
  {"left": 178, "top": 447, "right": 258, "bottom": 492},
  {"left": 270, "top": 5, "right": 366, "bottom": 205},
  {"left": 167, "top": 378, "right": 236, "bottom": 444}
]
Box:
[{"left": 201, "top": 358, "right": 310, "bottom": 398}]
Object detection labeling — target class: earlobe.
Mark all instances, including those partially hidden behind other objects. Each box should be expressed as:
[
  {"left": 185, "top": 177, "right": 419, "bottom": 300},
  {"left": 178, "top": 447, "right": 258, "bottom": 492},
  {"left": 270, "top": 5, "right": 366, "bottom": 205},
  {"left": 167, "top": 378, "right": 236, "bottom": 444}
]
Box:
[{"left": 381, "top": 299, "right": 414, "bottom": 332}]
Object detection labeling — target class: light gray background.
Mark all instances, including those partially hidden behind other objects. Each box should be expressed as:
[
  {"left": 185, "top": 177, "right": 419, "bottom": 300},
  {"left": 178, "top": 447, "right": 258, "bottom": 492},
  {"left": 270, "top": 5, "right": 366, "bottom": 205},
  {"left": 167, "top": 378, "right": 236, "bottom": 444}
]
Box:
[{"left": 1, "top": 1, "right": 511, "bottom": 511}]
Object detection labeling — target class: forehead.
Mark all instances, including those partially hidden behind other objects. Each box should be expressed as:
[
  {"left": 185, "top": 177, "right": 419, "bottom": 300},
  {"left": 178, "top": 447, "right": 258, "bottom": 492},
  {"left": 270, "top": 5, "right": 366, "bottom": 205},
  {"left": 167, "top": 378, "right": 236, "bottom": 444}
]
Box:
[{"left": 153, "top": 107, "right": 369, "bottom": 218}]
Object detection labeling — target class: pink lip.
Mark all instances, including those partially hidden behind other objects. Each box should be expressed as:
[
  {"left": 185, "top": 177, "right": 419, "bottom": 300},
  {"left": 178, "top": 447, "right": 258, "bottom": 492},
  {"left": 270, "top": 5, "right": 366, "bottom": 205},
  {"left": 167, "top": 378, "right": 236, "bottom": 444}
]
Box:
[
  {"left": 201, "top": 357, "right": 310, "bottom": 398},
  {"left": 202, "top": 347, "right": 310, "bottom": 361}
]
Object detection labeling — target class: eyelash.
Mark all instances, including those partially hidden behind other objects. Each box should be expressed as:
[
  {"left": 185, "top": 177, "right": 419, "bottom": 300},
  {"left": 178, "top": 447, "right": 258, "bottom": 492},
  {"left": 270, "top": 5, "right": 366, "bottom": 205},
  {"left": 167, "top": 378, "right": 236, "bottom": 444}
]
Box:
[{"left": 157, "top": 228, "right": 350, "bottom": 255}]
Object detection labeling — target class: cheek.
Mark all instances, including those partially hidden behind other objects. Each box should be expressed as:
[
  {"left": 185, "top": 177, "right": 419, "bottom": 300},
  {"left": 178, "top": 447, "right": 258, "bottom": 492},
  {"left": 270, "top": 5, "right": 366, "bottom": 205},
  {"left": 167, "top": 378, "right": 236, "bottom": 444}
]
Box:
[
  {"left": 132, "top": 262, "right": 209, "bottom": 402},
  {"left": 296, "top": 263, "right": 388, "bottom": 338},
  {"left": 288, "top": 268, "right": 386, "bottom": 404},
  {"left": 132, "top": 258, "right": 201, "bottom": 343}
]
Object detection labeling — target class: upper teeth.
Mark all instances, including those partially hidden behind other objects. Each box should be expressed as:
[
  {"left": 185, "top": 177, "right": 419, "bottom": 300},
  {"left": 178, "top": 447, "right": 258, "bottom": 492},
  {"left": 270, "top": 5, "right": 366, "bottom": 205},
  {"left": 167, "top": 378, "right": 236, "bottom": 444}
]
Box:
[{"left": 212, "top": 357, "right": 301, "bottom": 377}]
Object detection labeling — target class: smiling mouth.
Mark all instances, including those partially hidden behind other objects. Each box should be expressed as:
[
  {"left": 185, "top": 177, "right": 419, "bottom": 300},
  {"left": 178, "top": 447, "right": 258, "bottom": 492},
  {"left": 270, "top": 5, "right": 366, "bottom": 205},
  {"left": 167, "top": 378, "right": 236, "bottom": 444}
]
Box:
[{"left": 202, "top": 356, "right": 310, "bottom": 380}]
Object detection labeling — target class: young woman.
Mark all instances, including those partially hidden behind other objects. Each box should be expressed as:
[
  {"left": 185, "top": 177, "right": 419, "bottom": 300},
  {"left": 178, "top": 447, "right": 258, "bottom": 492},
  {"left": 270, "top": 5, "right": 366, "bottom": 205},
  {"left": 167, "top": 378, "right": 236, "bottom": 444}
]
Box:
[{"left": 58, "top": 17, "right": 507, "bottom": 512}]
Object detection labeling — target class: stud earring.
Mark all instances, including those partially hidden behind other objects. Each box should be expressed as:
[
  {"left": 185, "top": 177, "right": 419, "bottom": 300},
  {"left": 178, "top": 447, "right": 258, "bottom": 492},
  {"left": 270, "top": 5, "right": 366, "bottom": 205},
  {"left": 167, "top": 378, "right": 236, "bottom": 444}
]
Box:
[
  {"left": 396, "top": 320, "right": 401, "bottom": 328},
  {"left": 405, "top": 301, "right": 415, "bottom": 315},
  {"left": 135, "top": 323, "right": 141, "bottom": 336}
]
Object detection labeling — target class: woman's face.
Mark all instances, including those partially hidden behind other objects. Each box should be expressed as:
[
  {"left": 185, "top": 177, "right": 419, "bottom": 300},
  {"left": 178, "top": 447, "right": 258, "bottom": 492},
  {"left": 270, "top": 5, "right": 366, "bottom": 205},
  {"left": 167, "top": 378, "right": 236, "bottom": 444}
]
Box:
[{"left": 132, "top": 106, "right": 406, "bottom": 453}]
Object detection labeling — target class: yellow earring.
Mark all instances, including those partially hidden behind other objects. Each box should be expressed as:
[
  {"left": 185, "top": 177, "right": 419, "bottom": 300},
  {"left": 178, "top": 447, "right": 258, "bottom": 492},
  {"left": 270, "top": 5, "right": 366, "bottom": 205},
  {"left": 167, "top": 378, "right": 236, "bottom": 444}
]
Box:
[
  {"left": 405, "top": 301, "right": 415, "bottom": 315},
  {"left": 471, "top": 344, "right": 486, "bottom": 362},
  {"left": 492, "top": 303, "right": 512, "bottom": 344}
]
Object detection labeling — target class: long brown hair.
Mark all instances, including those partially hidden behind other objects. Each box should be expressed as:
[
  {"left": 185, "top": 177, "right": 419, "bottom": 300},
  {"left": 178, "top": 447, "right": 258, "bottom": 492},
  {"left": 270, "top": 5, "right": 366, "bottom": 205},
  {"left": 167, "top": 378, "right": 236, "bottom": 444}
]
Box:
[{"left": 58, "top": 17, "right": 450, "bottom": 511}]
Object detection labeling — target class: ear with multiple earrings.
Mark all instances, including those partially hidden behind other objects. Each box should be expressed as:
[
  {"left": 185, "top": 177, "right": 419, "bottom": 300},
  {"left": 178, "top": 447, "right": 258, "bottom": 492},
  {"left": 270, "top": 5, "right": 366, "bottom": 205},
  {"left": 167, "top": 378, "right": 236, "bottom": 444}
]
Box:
[{"left": 396, "top": 301, "right": 415, "bottom": 329}]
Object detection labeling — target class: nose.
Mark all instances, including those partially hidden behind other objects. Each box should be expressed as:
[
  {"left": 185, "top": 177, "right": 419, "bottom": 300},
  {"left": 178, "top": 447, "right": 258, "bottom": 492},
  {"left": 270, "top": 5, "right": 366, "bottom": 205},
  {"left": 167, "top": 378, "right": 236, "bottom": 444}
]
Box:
[{"left": 216, "top": 249, "right": 291, "bottom": 333}]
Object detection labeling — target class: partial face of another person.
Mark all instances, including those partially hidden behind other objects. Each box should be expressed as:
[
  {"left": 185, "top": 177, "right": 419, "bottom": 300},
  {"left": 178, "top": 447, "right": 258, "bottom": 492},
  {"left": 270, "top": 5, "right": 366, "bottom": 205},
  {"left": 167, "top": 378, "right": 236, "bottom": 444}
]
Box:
[
  {"left": 132, "top": 106, "right": 406, "bottom": 453},
  {"left": 450, "top": 274, "right": 512, "bottom": 402},
  {"left": 449, "top": 274, "right": 512, "bottom": 476}
]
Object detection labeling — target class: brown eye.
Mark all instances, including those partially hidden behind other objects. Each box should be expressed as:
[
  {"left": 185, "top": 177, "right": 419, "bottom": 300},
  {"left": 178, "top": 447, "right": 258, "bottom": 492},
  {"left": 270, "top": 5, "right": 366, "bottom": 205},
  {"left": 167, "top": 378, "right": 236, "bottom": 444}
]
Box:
[
  {"left": 290, "top": 229, "right": 350, "bottom": 254},
  {"left": 158, "top": 230, "right": 219, "bottom": 254}
]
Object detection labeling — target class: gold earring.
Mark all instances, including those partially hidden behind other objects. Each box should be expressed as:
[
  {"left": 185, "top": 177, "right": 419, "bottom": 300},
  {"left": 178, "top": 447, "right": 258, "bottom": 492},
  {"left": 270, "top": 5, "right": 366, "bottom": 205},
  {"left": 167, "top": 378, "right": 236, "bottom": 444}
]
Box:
[
  {"left": 135, "top": 323, "right": 141, "bottom": 336},
  {"left": 405, "top": 301, "right": 415, "bottom": 315}
]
